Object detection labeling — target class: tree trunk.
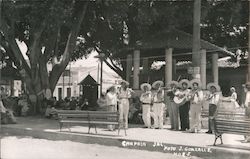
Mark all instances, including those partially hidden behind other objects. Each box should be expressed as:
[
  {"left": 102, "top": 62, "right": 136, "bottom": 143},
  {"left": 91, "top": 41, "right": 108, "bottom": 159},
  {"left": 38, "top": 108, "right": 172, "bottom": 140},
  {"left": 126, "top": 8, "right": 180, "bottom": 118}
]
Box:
[
  {"left": 192, "top": 0, "right": 201, "bottom": 79},
  {"left": 248, "top": 1, "right": 250, "bottom": 82}
]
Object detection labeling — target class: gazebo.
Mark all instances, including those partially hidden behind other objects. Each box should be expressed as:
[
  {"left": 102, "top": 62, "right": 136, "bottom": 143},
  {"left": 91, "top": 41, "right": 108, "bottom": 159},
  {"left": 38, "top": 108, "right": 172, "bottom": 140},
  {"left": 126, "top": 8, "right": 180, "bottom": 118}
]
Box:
[
  {"left": 78, "top": 74, "right": 99, "bottom": 107},
  {"left": 117, "top": 28, "right": 234, "bottom": 89}
]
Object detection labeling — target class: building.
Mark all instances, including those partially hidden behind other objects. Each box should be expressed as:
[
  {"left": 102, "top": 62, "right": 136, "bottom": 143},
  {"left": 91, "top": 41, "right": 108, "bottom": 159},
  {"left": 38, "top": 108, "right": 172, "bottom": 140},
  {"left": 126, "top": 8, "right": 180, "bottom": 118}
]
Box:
[{"left": 53, "top": 65, "right": 122, "bottom": 100}]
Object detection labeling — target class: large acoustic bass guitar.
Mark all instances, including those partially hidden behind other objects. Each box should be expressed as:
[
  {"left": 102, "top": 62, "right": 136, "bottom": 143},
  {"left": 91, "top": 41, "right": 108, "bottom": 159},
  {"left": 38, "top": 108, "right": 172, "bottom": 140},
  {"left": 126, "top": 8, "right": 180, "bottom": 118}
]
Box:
[{"left": 173, "top": 93, "right": 189, "bottom": 106}]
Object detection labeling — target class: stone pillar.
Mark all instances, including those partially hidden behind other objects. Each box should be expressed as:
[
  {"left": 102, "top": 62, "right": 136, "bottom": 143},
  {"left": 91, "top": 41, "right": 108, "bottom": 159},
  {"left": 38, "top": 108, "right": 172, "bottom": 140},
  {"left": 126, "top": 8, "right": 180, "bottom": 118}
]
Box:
[
  {"left": 201, "top": 49, "right": 206, "bottom": 89},
  {"left": 172, "top": 58, "right": 176, "bottom": 80},
  {"left": 142, "top": 57, "right": 149, "bottom": 83},
  {"left": 133, "top": 50, "right": 140, "bottom": 89},
  {"left": 126, "top": 54, "right": 132, "bottom": 83},
  {"left": 212, "top": 53, "right": 219, "bottom": 84},
  {"left": 165, "top": 48, "right": 173, "bottom": 86},
  {"left": 142, "top": 57, "right": 149, "bottom": 73}
]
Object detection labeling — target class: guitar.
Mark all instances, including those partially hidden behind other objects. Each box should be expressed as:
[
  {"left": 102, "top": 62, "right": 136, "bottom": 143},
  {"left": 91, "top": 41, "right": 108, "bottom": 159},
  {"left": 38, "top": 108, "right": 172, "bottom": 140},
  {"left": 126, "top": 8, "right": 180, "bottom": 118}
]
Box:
[{"left": 173, "top": 94, "right": 188, "bottom": 106}]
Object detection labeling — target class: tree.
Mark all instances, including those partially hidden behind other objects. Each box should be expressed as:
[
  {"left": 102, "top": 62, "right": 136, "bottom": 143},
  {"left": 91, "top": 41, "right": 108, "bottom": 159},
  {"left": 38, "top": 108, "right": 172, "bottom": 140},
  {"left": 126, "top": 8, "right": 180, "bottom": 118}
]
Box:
[{"left": 1, "top": 0, "right": 89, "bottom": 113}]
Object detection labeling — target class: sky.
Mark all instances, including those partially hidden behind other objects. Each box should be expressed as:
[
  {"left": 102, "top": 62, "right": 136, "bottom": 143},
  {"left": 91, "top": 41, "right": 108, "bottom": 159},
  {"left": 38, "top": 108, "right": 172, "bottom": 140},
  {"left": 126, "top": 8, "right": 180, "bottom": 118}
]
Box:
[{"left": 16, "top": 40, "right": 119, "bottom": 75}]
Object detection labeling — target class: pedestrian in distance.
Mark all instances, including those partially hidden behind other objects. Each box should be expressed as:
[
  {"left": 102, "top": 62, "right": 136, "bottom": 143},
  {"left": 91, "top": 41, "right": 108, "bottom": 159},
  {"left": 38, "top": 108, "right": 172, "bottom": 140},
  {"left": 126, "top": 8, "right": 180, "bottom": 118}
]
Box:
[
  {"left": 152, "top": 80, "right": 165, "bottom": 129},
  {"left": 140, "top": 83, "right": 153, "bottom": 128}
]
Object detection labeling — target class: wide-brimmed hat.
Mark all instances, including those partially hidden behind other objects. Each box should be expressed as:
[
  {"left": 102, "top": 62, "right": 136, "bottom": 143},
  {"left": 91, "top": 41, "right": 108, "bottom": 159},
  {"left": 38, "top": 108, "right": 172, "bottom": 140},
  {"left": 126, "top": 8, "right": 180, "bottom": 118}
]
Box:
[
  {"left": 140, "top": 83, "right": 152, "bottom": 91},
  {"left": 179, "top": 79, "right": 191, "bottom": 88},
  {"left": 245, "top": 82, "right": 250, "bottom": 88},
  {"left": 167, "top": 81, "right": 179, "bottom": 87},
  {"left": 190, "top": 79, "right": 202, "bottom": 88},
  {"left": 230, "top": 87, "right": 235, "bottom": 92},
  {"left": 152, "top": 80, "right": 164, "bottom": 89},
  {"left": 207, "top": 83, "right": 220, "bottom": 92},
  {"left": 120, "top": 80, "right": 129, "bottom": 86}
]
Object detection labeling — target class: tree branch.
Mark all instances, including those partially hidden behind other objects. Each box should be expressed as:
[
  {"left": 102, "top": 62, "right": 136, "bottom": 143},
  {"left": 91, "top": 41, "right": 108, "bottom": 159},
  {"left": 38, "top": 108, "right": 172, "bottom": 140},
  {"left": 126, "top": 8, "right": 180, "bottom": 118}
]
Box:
[{"left": 49, "top": 2, "right": 89, "bottom": 92}]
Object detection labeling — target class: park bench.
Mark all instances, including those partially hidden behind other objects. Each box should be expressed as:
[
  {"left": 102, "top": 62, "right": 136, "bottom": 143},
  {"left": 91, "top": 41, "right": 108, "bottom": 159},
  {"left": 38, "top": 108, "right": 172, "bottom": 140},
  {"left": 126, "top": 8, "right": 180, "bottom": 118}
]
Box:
[
  {"left": 213, "top": 117, "right": 250, "bottom": 146},
  {"left": 57, "top": 110, "right": 126, "bottom": 136},
  {"left": 201, "top": 109, "right": 245, "bottom": 128}
]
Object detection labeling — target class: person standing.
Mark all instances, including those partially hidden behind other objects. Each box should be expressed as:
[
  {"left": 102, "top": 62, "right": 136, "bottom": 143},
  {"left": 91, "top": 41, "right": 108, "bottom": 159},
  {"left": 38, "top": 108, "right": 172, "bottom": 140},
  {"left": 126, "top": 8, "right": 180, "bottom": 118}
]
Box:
[
  {"left": 106, "top": 86, "right": 118, "bottom": 131},
  {"left": 166, "top": 81, "right": 179, "bottom": 131},
  {"left": 206, "top": 83, "right": 220, "bottom": 134},
  {"left": 243, "top": 83, "right": 250, "bottom": 142},
  {"left": 175, "top": 79, "right": 191, "bottom": 131},
  {"left": 140, "top": 83, "right": 153, "bottom": 128},
  {"left": 230, "top": 87, "right": 240, "bottom": 109},
  {"left": 117, "top": 80, "right": 132, "bottom": 129},
  {"left": 187, "top": 79, "right": 204, "bottom": 133},
  {"left": 152, "top": 80, "right": 165, "bottom": 129}
]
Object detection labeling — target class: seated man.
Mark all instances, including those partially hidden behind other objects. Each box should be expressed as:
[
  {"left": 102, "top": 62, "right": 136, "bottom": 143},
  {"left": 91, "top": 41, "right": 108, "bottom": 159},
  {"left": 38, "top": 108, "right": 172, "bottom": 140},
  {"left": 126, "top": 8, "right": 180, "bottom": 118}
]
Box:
[{"left": 1, "top": 99, "right": 16, "bottom": 124}]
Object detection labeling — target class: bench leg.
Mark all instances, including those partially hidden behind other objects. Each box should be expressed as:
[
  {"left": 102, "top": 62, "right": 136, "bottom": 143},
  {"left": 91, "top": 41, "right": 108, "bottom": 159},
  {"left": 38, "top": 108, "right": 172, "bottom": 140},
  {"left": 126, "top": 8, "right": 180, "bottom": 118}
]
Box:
[
  {"left": 213, "top": 133, "right": 222, "bottom": 146},
  {"left": 67, "top": 124, "right": 71, "bottom": 132},
  {"left": 94, "top": 125, "right": 97, "bottom": 134},
  {"left": 88, "top": 125, "right": 91, "bottom": 134},
  {"left": 124, "top": 128, "right": 127, "bottom": 136},
  {"left": 59, "top": 122, "right": 63, "bottom": 131},
  {"left": 220, "top": 134, "right": 223, "bottom": 145}
]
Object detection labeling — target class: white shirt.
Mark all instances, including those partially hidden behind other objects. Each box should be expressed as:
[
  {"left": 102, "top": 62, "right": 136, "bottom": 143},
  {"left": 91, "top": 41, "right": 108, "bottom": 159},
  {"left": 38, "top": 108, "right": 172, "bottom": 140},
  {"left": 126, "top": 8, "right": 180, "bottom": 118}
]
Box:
[
  {"left": 191, "top": 90, "right": 204, "bottom": 104},
  {"left": 208, "top": 93, "right": 220, "bottom": 106},
  {"left": 230, "top": 92, "right": 237, "bottom": 102},
  {"left": 0, "top": 100, "right": 6, "bottom": 113},
  {"left": 106, "top": 92, "right": 117, "bottom": 106},
  {"left": 245, "top": 91, "right": 250, "bottom": 107},
  {"left": 118, "top": 88, "right": 131, "bottom": 99},
  {"left": 153, "top": 90, "right": 164, "bottom": 102},
  {"left": 140, "top": 91, "right": 152, "bottom": 104}
]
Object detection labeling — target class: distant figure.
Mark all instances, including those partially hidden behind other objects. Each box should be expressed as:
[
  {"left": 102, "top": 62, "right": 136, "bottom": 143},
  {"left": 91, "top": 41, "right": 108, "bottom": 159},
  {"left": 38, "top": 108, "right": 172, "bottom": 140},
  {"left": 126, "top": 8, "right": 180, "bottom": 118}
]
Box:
[
  {"left": 152, "top": 80, "right": 165, "bottom": 129},
  {"left": 140, "top": 83, "right": 153, "bottom": 128},
  {"left": 97, "top": 93, "right": 107, "bottom": 111},
  {"left": 117, "top": 80, "right": 132, "bottom": 129},
  {"left": 1, "top": 97, "right": 16, "bottom": 124},
  {"left": 81, "top": 98, "right": 89, "bottom": 110},
  {"left": 187, "top": 79, "right": 204, "bottom": 133},
  {"left": 18, "top": 94, "right": 29, "bottom": 116},
  {"left": 106, "top": 86, "right": 118, "bottom": 131},
  {"left": 230, "top": 87, "right": 240, "bottom": 109},
  {"left": 70, "top": 97, "right": 77, "bottom": 110},
  {"left": 206, "top": 83, "right": 220, "bottom": 134},
  {"left": 166, "top": 81, "right": 179, "bottom": 131},
  {"left": 243, "top": 83, "right": 250, "bottom": 142}
]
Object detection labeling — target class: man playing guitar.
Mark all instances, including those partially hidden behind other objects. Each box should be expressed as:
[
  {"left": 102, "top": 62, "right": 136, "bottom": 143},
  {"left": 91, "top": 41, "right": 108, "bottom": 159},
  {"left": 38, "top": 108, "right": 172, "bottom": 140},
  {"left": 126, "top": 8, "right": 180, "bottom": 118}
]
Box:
[{"left": 175, "top": 79, "right": 191, "bottom": 131}]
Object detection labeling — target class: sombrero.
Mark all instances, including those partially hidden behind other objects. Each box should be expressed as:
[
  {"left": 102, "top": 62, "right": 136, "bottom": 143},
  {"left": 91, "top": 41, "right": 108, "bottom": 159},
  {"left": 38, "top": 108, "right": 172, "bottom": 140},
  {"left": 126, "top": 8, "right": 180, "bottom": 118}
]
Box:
[
  {"left": 179, "top": 79, "right": 191, "bottom": 88},
  {"left": 207, "top": 83, "right": 220, "bottom": 92},
  {"left": 152, "top": 80, "right": 164, "bottom": 89},
  {"left": 167, "top": 81, "right": 179, "bottom": 87},
  {"left": 230, "top": 87, "right": 235, "bottom": 92},
  {"left": 190, "top": 79, "right": 202, "bottom": 88},
  {"left": 120, "top": 80, "right": 129, "bottom": 86},
  {"left": 140, "top": 83, "right": 152, "bottom": 91},
  {"left": 245, "top": 82, "right": 250, "bottom": 88}
]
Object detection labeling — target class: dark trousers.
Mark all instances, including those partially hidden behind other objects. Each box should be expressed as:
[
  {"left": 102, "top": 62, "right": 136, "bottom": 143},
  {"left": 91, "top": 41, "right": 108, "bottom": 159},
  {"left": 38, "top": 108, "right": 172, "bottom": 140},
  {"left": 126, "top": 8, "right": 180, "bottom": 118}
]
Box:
[
  {"left": 179, "top": 102, "right": 190, "bottom": 131},
  {"left": 208, "top": 104, "right": 217, "bottom": 132}
]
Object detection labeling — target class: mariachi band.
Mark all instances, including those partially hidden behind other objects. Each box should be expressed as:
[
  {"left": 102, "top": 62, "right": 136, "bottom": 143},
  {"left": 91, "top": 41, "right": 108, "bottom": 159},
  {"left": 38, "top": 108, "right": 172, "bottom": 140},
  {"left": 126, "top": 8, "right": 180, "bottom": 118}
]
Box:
[{"left": 107, "top": 79, "right": 221, "bottom": 134}]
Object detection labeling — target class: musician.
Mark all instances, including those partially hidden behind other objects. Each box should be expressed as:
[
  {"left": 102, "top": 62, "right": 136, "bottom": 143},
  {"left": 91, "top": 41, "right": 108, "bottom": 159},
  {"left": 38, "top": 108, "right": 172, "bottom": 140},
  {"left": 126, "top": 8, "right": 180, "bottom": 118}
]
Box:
[
  {"left": 152, "top": 80, "right": 165, "bottom": 129},
  {"left": 176, "top": 79, "right": 191, "bottom": 131},
  {"left": 117, "top": 80, "right": 132, "bottom": 129},
  {"left": 106, "top": 86, "right": 118, "bottom": 131},
  {"left": 187, "top": 79, "right": 204, "bottom": 133},
  {"left": 140, "top": 83, "right": 153, "bottom": 128},
  {"left": 243, "top": 83, "right": 250, "bottom": 142},
  {"left": 166, "top": 81, "right": 179, "bottom": 130},
  {"left": 206, "top": 83, "right": 220, "bottom": 134}
]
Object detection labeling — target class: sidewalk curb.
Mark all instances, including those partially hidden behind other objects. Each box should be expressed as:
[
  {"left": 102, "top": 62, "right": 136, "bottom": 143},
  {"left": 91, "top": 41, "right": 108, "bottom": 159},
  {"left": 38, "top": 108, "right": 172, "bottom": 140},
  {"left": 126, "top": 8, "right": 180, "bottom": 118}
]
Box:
[{"left": 1, "top": 126, "right": 250, "bottom": 159}]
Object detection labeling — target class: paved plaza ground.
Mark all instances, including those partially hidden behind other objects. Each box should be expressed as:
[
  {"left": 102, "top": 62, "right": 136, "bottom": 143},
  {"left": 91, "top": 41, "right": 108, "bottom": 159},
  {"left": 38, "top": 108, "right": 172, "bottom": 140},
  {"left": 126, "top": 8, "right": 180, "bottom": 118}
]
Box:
[{"left": 1, "top": 117, "right": 250, "bottom": 159}]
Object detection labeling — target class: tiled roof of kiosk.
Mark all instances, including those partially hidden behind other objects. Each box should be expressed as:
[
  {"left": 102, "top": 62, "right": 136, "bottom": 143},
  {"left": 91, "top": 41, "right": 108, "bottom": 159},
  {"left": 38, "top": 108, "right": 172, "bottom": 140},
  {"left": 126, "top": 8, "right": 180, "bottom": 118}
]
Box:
[{"left": 130, "top": 28, "right": 234, "bottom": 56}]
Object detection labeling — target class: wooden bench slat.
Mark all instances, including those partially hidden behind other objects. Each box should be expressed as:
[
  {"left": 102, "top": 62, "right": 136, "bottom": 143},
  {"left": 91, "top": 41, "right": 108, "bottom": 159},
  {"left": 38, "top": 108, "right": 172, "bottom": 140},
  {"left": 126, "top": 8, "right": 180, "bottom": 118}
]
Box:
[{"left": 216, "top": 125, "right": 250, "bottom": 131}]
